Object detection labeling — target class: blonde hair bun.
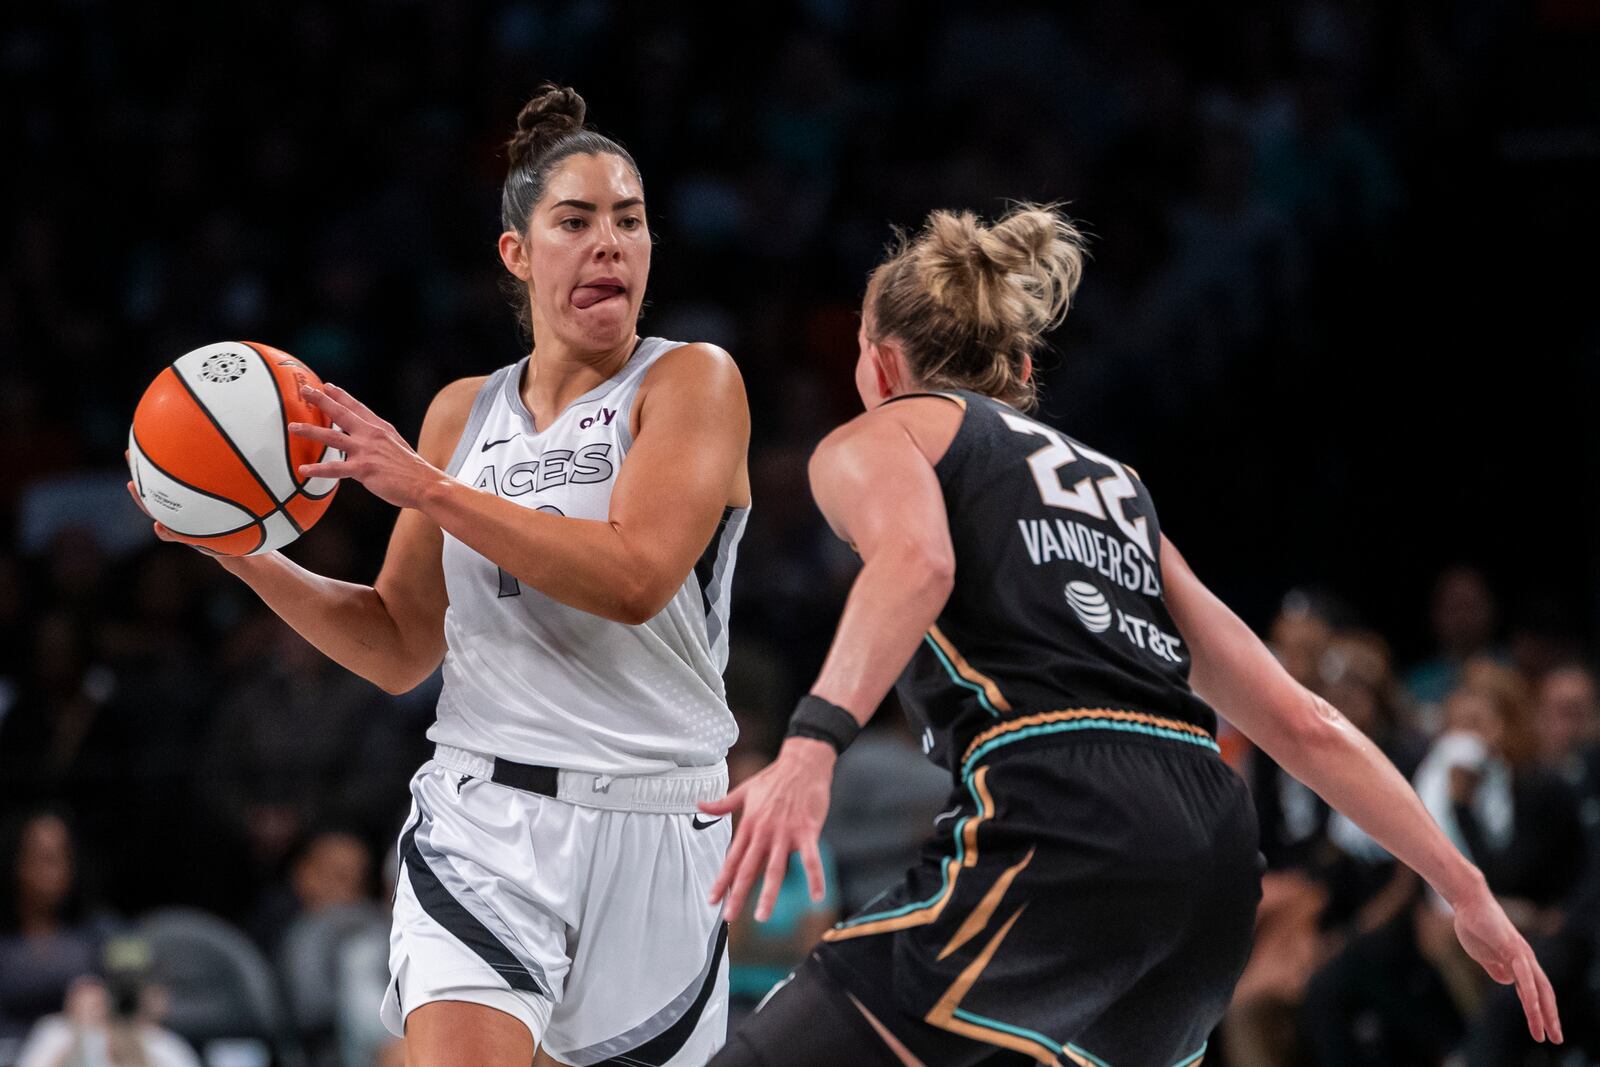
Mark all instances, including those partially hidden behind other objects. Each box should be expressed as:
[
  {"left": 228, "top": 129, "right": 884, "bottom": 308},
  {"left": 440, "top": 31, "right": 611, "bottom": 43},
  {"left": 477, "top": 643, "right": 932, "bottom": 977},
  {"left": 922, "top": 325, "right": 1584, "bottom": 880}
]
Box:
[{"left": 869, "top": 203, "right": 1089, "bottom": 410}]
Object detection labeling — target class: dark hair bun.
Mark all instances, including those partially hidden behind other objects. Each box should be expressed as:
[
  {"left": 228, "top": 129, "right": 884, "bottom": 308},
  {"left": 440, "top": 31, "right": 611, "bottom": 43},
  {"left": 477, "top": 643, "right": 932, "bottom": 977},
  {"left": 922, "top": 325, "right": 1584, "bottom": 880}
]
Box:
[{"left": 507, "top": 84, "right": 587, "bottom": 170}]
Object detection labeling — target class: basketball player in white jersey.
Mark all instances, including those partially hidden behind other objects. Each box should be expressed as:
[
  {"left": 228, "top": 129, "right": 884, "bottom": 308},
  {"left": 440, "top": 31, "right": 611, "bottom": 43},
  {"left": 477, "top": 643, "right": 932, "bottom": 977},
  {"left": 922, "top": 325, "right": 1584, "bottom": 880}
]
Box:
[{"left": 133, "top": 85, "right": 750, "bottom": 1066}]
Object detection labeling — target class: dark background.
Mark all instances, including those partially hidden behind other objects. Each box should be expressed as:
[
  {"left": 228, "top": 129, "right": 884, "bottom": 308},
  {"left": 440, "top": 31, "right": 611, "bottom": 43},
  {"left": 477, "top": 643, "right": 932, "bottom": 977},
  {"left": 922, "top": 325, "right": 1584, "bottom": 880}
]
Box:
[
  {"left": 6, "top": 1, "right": 1598, "bottom": 651},
  {"left": 2, "top": 2, "right": 1599, "bottom": 1065}
]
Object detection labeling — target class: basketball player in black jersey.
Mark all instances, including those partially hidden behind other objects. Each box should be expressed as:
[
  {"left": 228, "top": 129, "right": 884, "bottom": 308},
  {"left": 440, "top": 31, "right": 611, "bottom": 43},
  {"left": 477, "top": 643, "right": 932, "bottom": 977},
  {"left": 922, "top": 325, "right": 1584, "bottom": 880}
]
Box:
[{"left": 701, "top": 205, "right": 1560, "bottom": 1066}]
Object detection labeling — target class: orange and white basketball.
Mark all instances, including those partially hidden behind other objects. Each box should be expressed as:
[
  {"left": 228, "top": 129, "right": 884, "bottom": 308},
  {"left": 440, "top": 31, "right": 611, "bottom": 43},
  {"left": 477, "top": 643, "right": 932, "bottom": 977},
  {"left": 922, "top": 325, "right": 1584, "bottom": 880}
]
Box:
[{"left": 127, "top": 341, "right": 342, "bottom": 555}]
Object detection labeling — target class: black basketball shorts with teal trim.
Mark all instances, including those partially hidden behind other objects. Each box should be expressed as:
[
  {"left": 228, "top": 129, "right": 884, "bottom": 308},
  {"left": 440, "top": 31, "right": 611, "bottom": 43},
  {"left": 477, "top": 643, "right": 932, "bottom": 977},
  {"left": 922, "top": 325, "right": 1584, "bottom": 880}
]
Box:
[{"left": 813, "top": 732, "right": 1264, "bottom": 1067}]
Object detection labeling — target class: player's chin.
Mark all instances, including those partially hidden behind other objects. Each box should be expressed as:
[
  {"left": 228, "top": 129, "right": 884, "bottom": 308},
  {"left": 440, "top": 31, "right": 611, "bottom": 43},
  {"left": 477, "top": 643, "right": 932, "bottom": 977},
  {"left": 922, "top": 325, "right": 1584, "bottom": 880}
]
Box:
[{"left": 566, "top": 302, "right": 637, "bottom": 347}]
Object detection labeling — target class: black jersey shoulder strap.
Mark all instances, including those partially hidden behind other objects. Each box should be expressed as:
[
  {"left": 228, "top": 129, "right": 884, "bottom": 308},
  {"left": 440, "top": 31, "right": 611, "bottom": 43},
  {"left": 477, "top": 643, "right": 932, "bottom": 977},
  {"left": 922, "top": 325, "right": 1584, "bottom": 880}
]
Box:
[
  {"left": 875, "top": 390, "right": 977, "bottom": 479},
  {"left": 878, "top": 390, "right": 968, "bottom": 410}
]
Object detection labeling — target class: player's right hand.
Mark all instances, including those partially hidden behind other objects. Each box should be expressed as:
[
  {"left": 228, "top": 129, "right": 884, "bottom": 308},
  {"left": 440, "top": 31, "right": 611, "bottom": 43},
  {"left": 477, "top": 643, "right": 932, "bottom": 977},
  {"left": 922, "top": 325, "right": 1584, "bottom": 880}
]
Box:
[
  {"left": 701, "top": 737, "right": 835, "bottom": 923},
  {"left": 1450, "top": 884, "right": 1562, "bottom": 1044}
]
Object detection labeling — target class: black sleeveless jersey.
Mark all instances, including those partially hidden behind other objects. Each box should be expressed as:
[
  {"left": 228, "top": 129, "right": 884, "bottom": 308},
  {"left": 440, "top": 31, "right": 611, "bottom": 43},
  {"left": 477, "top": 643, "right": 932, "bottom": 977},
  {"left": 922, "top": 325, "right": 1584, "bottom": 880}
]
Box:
[{"left": 889, "top": 390, "right": 1219, "bottom": 778}]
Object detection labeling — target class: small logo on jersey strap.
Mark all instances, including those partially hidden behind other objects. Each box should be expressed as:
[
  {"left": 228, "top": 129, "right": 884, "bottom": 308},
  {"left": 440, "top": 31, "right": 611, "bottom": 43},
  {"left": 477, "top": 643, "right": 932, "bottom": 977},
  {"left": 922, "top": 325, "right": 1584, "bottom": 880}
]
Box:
[
  {"left": 1064, "top": 580, "right": 1113, "bottom": 633},
  {"left": 578, "top": 407, "right": 617, "bottom": 430},
  {"left": 691, "top": 815, "right": 724, "bottom": 830},
  {"left": 481, "top": 434, "right": 518, "bottom": 452}
]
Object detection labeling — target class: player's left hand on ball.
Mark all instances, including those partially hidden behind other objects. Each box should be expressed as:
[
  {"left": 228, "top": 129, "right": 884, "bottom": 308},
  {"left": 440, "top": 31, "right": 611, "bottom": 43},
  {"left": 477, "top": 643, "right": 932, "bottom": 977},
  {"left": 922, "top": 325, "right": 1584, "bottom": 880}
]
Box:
[
  {"left": 701, "top": 737, "right": 836, "bottom": 923},
  {"left": 289, "top": 382, "right": 441, "bottom": 510}
]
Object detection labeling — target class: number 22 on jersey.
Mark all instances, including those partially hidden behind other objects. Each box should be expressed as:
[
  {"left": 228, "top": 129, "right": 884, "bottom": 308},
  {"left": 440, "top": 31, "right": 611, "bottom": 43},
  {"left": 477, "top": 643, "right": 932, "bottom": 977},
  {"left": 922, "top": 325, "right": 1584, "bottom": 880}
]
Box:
[{"left": 998, "top": 412, "right": 1152, "bottom": 557}]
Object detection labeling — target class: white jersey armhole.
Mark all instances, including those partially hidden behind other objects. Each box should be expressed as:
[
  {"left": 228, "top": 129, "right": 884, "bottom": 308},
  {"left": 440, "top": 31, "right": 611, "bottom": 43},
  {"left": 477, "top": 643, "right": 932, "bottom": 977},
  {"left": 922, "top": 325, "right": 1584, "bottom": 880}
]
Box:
[{"left": 444, "top": 365, "right": 515, "bottom": 478}]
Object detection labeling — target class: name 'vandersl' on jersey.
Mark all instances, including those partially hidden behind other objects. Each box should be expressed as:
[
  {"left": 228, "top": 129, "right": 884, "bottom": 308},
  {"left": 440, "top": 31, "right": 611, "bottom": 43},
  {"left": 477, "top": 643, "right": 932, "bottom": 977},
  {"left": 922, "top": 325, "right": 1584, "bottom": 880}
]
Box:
[{"left": 1017, "top": 516, "right": 1162, "bottom": 597}]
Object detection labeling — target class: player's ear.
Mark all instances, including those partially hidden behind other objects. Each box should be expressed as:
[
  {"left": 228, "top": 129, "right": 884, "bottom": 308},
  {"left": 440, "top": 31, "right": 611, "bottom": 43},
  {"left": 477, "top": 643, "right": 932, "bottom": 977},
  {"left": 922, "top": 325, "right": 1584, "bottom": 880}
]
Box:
[
  {"left": 1020, "top": 352, "right": 1033, "bottom": 384},
  {"left": 873, "top": 338, "right": 907, "bottom": 400},
  {"left": 497, "top": 230, "right": 531, "bottom": 281}
]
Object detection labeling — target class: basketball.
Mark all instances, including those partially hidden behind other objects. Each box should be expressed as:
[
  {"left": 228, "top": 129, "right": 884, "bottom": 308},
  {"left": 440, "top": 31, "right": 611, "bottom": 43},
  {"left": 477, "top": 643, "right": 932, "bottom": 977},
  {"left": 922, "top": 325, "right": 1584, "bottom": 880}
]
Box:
[{"left": 127, "top": 340, "right": 343, "bottom": 555}]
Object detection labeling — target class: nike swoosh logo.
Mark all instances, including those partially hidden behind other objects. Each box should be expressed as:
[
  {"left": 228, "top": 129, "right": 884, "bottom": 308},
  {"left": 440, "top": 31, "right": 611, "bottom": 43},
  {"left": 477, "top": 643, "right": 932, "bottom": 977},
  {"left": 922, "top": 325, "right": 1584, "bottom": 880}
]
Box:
[
  {"left": 481, "top": 435, "right": 518, "bottom": 452},
  {"left": 691, "top": 815, "right": 724, "bottom": 830}
]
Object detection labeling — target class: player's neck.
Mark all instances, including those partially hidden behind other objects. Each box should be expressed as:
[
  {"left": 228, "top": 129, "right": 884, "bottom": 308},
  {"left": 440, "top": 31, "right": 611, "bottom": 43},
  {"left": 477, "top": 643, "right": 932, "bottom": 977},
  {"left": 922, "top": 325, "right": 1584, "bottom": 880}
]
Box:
[{"left": 524, "top": 334, "right": 638, "bottom": 420}]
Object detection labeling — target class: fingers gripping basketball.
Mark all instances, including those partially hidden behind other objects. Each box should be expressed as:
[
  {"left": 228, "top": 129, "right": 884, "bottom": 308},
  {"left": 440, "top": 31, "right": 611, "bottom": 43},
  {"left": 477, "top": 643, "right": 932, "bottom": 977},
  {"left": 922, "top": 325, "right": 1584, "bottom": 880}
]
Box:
[{"left": 128, "top": 341, "right": 342, "bottom": 555}]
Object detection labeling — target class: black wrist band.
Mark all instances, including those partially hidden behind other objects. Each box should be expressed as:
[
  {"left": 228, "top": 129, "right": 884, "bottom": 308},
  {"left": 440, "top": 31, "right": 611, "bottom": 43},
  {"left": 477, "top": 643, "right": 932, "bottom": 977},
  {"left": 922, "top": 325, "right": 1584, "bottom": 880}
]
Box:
[{"left": 785, "top": 694, "right": 861, "bottom": 755}]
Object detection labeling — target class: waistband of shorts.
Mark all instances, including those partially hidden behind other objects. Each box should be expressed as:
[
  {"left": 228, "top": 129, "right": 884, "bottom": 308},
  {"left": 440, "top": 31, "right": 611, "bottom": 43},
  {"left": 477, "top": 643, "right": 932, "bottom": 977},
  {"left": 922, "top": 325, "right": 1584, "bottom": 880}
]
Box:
[
  {"left": 431, "top": 743, "right": 728, "bottom": 813},
  {"left": 958, "top": 708, "right": 1221, "bottom": 779}
]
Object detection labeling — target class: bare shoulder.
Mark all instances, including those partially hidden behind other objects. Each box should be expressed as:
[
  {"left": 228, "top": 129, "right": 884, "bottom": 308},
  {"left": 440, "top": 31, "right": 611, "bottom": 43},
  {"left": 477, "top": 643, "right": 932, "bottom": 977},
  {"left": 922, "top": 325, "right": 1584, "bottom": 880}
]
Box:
[
  {"left": 818, "top": 395, "right": 964, "bottom": 467},
  {"left": 635, "top": 342, "right": 749, "bottom": 440},
  {"left": 647, "top": 341, "right": 746, "bottom": 396},
  {"left": 417, "top": 374, "right": 490, "bottom": 466}
]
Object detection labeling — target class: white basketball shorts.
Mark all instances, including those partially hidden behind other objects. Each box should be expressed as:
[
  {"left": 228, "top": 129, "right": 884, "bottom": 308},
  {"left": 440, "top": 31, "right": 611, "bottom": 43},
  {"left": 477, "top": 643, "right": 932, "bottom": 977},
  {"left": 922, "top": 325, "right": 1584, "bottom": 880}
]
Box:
[{"left": 379, "top": 747, "right": 732, "bottom": 1065}]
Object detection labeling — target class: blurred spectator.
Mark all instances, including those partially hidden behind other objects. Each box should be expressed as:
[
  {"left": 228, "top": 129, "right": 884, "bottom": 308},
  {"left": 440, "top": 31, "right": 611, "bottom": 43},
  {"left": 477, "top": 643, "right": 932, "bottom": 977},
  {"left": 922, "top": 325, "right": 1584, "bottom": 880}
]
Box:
[
  {"left": 1318, "top": 633, "right": 1428, "bottom": 883},
  {"left": 1415, "top": 666, "right": 1581, "bottom": 925},
  {"left": 0, "top": 617, "right": 131, "bottom": 882},
  {"left": 1302, "top": 667, "right": 1587, "bottom": 1065},
  {"left": 1405, "top": 567, "right": 1502, "bottom": 724},
  {"left": 1224, "top": 631, "right": 1425, "bottom": 1067},
  {"left": 1506, "top": 599, "right": 1587, "bottom": 684},
  {"left": 821, "top": 712, "right": 950, "bottom": 915},
  {"left": 1461, "top": 663, "right": 1600, "bottom": 1064},
  {"left": 1299, "top": 898, "right": 1469, "bottom": 1067},
  {"left": 279, "top": 897, "right": 388, "bottom": 1067},
  {"left": 1251, "top": 590, "right": 1338, "bottom": 869},
  {"left": 92, "top": 549, "right": 218, "bottom": 912},
  {"left": 1223, "top": 868, "right": 1330, "bottom": 1067},
  {"left": 15, "top": 972, "right": 198, "bottom": 1067},
  {"left": 246, "top": 830, "right": 373, "bottom": 956},
  {"left": 330, "top": 853, "right": 401, "bottom": 1067},
  {"left": 195, "top": 616, "right": 389, "bottom": 904},
  {"left": 0, "top": 811, "right": 115, "bottom": 1049},
  {"left": 1530, "top": 662, "right": 1599, "bottom": 778}
]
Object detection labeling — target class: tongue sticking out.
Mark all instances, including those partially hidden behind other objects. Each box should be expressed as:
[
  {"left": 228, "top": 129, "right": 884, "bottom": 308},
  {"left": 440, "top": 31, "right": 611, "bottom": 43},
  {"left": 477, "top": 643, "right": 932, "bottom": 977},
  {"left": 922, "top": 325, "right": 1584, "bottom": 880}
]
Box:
[{"left": 572, "top": 285, "right": 624, "bottom": 310}]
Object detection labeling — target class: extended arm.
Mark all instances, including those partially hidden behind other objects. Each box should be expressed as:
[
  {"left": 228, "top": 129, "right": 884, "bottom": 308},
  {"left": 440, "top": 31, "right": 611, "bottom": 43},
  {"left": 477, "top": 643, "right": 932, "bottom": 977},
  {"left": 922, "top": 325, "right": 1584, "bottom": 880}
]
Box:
[
  {"left": 703, "top": 410, "right": 956, "bottom": 920},
  {"left": 805, "top": 418, "right": 957, "bottom": 719},
  {"left": 1161, "top": 534, "right": 1561, "bottom": 1044}
]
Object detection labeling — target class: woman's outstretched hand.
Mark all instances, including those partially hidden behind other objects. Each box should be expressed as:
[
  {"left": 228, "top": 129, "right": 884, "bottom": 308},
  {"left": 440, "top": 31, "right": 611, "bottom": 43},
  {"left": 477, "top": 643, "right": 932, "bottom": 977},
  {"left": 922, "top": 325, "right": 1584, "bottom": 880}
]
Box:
[
  {"left": 290, "top": 382, "right": 445, "bottom": 511},
  {"left": 1451, "top": 882, "right": 1563, "bottom": 1044},
  {"left": 701, "top": 738, "right": 836, "bottom": 923}
]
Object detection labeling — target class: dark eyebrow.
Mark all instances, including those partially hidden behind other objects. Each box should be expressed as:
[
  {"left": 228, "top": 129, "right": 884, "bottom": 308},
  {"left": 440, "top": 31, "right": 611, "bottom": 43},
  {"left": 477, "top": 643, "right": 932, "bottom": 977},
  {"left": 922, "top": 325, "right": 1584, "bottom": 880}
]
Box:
[{"left": 548, "top": 197, "right": 645, "bottom": 213}]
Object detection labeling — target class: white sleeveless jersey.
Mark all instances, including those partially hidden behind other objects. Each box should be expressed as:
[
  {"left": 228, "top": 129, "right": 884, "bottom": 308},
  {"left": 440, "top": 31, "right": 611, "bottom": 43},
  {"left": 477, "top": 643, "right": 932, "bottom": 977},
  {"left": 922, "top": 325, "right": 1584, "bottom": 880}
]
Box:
[{"left": 432, "top": 337, "right": 747, "bottom": 775}]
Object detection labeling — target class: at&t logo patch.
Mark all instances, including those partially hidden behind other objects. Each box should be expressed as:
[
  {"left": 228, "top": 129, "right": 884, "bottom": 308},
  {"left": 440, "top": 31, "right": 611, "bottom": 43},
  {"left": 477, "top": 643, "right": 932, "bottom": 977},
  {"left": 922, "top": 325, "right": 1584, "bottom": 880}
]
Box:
[{"left": 1064, "top": 580, "right": 1113, "bottom": 633}]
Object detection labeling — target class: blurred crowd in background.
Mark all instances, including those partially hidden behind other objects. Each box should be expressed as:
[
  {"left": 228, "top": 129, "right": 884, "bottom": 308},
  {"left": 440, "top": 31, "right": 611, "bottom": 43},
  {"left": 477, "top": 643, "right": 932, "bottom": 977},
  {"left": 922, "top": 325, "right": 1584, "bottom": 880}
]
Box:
[{"left": 3, "top": 0, "right": 1597, "bottom": 1065}]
